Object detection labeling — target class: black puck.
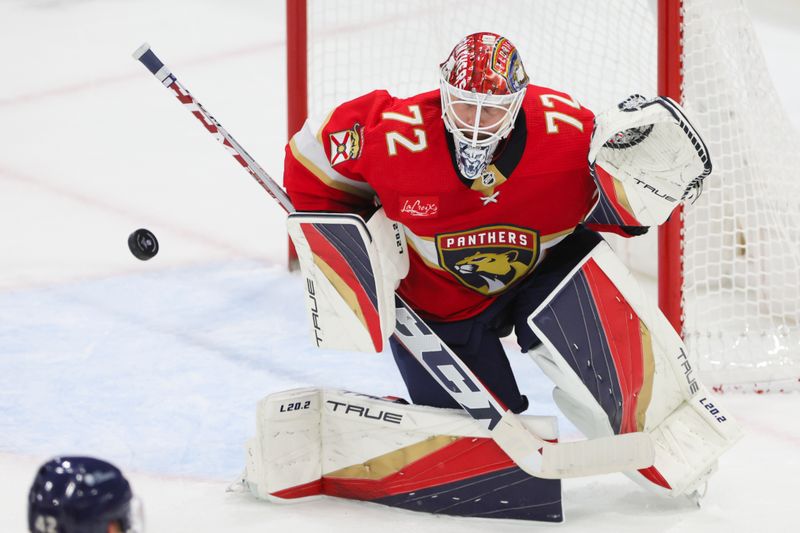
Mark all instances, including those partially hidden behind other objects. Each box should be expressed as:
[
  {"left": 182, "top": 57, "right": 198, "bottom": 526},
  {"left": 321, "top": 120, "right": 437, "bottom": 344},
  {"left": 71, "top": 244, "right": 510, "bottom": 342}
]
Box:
[{"left": 128, "top": 228, "right": 159, "bottom": 261}]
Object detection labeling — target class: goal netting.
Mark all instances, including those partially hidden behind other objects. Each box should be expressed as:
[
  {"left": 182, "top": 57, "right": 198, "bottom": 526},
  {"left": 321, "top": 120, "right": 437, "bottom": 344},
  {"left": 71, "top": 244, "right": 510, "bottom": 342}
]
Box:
[{"left": 297, "top": 0, "right": 800, "bottom": 390}]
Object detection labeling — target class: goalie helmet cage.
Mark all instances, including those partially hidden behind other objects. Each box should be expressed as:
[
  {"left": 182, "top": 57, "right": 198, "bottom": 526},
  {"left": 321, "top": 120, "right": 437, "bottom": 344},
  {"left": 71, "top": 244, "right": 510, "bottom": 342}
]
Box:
[{"left": 285, "top": 0, "right": 800, "bottom": 392}]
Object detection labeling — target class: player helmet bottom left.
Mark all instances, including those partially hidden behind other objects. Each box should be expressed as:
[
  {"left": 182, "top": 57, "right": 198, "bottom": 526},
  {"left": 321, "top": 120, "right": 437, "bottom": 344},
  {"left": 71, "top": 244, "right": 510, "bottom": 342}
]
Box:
[{"left": 28, "top": 456, "right": 144, "bottom": 533}]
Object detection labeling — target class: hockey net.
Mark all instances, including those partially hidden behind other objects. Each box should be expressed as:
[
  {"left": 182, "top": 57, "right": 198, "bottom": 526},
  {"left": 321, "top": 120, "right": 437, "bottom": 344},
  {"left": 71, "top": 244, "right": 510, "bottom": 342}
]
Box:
[{"left": 290, "top": 0, "right": 800, "bottom": 391}]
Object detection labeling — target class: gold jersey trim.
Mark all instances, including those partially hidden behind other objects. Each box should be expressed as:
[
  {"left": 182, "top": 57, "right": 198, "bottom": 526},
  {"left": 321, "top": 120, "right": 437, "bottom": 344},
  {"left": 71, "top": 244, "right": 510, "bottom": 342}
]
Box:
[
  {"left": 403, "top": 230, "right": 443, "bottom": 270},
  {"left": 289, "top": 136, "right": 374, "bottom": 199}
]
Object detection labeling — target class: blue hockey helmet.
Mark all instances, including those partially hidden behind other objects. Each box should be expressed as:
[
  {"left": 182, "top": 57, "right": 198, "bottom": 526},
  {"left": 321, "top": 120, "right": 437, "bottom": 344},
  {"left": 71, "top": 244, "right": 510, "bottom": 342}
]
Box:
[{"left": 28, "top": 456, "right": 143, "bottom": 533}]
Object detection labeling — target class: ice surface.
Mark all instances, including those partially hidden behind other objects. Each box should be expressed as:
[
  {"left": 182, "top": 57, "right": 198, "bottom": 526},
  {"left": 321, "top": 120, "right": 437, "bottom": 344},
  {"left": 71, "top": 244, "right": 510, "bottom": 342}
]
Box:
[{"left": 1, "top": 0, "right": 798, "bottom": 531}]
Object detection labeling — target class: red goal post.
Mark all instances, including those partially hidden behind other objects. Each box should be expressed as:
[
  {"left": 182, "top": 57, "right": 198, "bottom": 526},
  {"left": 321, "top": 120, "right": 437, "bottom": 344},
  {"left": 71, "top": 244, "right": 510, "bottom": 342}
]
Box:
[
  {"left": 657, "top": 0, "right": 684, "bottom": 337},
  {"left": 286, "top": 0, "right": 800, "bottom": 391}
]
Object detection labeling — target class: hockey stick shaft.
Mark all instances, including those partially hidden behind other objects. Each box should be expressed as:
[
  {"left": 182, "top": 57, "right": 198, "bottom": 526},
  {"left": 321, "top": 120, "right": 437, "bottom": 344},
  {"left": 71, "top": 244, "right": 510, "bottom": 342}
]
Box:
[
  {"left": 133, "top": 43, "right": 654, "bottom": 479},
  {"left": 132, "top": 43, "right": 295, "bottom": 215}
]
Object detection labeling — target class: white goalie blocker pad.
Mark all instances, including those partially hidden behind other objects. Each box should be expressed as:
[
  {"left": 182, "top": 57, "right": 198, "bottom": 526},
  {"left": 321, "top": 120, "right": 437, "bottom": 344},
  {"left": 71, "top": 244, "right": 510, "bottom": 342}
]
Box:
[
  {"left": 287, "top": 208, "right": 409, "bottom": 352},
  {"left": 243, "top": 388, "right": 559, "bottom": 502},
  {"left": 526, "top": 241, "right": 743, "bottom": 497},
  {"left": 588, "top": 95, "right": 712, "bottom": 227}
]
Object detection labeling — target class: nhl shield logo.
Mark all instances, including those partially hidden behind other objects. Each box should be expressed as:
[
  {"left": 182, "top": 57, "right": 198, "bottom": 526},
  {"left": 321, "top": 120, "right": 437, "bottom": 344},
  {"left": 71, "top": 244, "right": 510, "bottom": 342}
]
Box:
[
  {"left": 480, "top": 171, "right": 496, "bottom": 187},
  {"left": 437, "top": 225, "right": 539, "bottom": 295},
  {"left": 329, "top": 123, "right": 363, "bottom": 166}
]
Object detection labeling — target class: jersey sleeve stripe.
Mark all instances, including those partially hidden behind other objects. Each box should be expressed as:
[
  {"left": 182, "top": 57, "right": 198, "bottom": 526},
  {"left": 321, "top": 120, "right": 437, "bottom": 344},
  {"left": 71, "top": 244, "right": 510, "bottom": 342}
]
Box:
[
  {"left": 289, "top": 122, "right": 375, "bottom": 199},
  {"left": 315, "top": 109, "right": 336, "bottom": 143}
]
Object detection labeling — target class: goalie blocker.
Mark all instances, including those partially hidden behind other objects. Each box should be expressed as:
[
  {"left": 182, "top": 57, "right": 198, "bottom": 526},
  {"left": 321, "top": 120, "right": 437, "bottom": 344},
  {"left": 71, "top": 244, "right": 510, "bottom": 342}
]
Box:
[{"left": 286, "top": 208, "right": 408, "bottom": 352}]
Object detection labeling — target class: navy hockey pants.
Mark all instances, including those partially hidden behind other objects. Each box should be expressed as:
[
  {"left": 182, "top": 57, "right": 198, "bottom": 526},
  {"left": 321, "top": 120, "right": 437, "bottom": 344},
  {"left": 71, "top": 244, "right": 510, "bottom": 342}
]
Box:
[{"left": 389, "top": 226, "right": 604, "bottom": 413}]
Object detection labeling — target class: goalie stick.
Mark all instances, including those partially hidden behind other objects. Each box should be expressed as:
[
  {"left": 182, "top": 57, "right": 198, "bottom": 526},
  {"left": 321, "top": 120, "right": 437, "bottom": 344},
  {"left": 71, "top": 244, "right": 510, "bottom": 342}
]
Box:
[{"left": 132, "top": 43, "right": 655, "bottom": 479}]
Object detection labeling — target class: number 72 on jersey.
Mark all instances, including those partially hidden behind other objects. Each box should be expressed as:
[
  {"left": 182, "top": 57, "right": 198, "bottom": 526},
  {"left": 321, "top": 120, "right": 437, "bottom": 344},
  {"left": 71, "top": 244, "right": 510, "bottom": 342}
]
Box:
[{"left": 380, "top": 96, "right": 583, "bottom": 156}]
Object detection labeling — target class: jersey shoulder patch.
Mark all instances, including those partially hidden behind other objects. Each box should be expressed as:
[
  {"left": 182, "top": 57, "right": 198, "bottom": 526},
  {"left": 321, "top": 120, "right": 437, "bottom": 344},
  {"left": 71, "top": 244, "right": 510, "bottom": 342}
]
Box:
[
  {"left": 320, "top": 90, "right": 396, "bottom": 168},
  {"left": 327, "top": 122, "right": 364, "bottom": 167}
]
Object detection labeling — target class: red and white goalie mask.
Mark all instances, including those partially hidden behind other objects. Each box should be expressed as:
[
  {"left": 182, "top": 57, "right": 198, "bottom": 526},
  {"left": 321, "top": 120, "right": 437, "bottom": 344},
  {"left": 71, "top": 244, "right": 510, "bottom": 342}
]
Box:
[{"left": 440, "top": 32, "right": 529, "bottom": 179}]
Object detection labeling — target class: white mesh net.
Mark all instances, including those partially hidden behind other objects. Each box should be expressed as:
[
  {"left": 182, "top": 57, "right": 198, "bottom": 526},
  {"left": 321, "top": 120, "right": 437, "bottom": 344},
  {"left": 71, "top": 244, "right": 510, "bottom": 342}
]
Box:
[
  {"left": 307, "top": 0, "right": 657, "bottom": 115},
  {"left": 681, "top": 0, "right": 800, "bottom": 389},
  {"left": 304, "top": 0, "right": 800, "bottom": 389}
]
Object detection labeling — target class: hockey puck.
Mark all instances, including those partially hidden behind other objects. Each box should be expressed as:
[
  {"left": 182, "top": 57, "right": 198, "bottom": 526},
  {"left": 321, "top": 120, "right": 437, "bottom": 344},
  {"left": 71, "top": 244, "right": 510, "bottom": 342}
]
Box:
[{"left": 128, "top": 228, "right": 159, "bottom": 261}]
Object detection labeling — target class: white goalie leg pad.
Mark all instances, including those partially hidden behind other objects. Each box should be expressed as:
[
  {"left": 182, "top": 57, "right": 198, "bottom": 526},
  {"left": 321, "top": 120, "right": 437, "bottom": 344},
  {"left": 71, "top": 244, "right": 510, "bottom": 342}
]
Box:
[
  {"left": 588, "top": 94, "right": 712, "bottom": 227},
  {"left": 287, "top": 208, "right": 408, "bottom": 353},
  {"left": 244, "top": 387, "right": 323, "bottom": 502},
  {"left": 244, "top": 388, "right": 559, "bottom": 503},
  {"left": 527, "top": 241, "right": 743, "bottom": 497}
]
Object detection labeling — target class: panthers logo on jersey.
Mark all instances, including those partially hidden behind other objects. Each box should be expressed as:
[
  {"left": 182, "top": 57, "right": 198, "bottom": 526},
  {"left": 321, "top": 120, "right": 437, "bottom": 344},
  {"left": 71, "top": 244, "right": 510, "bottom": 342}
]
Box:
[{"left": 436, "top": 225, "right": 539, "bottom": 295}]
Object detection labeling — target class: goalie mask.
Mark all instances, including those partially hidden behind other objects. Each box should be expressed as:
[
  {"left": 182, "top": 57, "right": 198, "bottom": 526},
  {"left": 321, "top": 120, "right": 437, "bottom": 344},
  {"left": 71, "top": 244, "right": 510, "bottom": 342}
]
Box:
[{"left": 440, "top": 32, "right": 529, "bottom": 179}]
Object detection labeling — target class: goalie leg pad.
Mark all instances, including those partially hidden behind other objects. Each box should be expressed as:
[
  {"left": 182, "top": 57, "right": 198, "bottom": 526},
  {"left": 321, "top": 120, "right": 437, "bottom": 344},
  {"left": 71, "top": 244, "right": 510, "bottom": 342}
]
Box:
[
  {"left": 525, "top": 240, "right": 742, "bottom": 497},
  {"left": 245, "top": 388, "right": 564, "bottom": 522},
  {"left": 244, "top": 387, "right": 323, "bottom": 502}
]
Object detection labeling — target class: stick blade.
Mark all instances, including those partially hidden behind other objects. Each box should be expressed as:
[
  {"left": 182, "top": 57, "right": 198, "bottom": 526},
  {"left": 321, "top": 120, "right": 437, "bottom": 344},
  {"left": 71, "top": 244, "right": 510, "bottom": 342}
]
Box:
[{"left": 539, "top": 432, "right": 655, "bottom": 479}]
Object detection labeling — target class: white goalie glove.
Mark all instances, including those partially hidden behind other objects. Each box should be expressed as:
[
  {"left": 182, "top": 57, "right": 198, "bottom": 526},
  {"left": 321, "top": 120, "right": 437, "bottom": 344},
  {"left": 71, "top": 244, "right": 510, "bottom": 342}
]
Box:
[{"left": 588, "top": 94, "right": 712, "bottom": 227}]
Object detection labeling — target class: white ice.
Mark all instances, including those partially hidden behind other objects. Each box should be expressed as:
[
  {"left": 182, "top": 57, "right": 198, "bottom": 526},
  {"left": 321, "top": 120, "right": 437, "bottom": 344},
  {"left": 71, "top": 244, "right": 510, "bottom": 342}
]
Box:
[{"left": 0, "top": 0, "right": 798, "bottom": 531}]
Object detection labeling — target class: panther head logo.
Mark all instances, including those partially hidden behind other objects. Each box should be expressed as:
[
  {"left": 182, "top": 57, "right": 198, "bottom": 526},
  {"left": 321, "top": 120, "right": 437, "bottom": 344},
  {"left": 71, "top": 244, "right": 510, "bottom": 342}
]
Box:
[
  {"left": 437, "top": 226, "right": 539, "bottom": 296},
  {"left": 453, "top": 250, "right": 529, "bottom": 293}
]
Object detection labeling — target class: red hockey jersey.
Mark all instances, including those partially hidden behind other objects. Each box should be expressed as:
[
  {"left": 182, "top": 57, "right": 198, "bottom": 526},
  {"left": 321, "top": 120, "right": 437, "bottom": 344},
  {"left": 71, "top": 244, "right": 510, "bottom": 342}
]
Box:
[{"left": 284, "top": 86, "right": 598, "bottom": 322}]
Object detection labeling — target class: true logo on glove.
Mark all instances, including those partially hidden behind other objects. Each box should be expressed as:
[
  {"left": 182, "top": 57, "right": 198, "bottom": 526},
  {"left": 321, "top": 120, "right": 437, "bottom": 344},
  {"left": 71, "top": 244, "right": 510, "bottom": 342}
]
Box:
[{"left": 633, "top": 178, "right": 678, "bottom": 202}]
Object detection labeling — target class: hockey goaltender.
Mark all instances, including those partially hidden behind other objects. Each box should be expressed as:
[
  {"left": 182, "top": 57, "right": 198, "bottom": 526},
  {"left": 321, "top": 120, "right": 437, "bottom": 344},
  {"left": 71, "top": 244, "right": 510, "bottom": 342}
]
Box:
[{"left": 240, "top": 32, "right": 742, "bottom": 523}]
